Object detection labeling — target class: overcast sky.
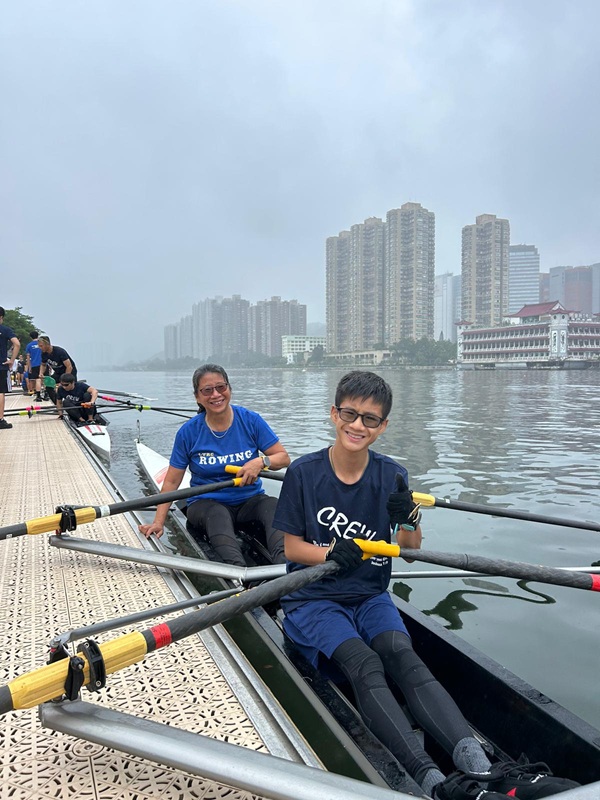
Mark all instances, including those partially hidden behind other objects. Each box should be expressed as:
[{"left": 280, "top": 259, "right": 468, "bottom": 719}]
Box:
[{"left": 2, "top": 1, "right": 599, "bottom": 363}]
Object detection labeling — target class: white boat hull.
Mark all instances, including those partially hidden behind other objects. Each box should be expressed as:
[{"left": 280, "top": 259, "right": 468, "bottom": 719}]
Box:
[
  {"left": 136, "top": 440, "right": 191, "bottom": 492},
  {"left": 75, "top": 422, "right": 111, "bottom": 459}
]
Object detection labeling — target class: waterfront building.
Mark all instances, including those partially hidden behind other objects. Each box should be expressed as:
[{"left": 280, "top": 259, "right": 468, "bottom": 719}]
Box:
[
  {"left": 457, "top": 301, "right": 600, "bottom": 368},
  {"left": 282, "top": 335, "right": 326, "bottom": 364},
  {"left": 508, "top": 244, "right": 540, "bottom": 312},
  {"left": 461, "top": 214, "right": 510, "bottom": 328},
  {"left": 434, "top": 272, "right": 458, "bottom": 342}
]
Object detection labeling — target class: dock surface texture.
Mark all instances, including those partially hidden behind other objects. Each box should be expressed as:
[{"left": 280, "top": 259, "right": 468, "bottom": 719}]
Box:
[{"left": 0, "top": 393, "right": 296, "bottom": 799}]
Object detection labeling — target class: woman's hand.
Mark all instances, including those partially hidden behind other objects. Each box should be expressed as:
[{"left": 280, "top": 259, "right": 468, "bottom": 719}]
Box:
[
  {"left": 139, "top": 521, "right": 165, "bottom": 539},
  {"left": 236, "top": 457, "right": 266, "bottom": 486}
]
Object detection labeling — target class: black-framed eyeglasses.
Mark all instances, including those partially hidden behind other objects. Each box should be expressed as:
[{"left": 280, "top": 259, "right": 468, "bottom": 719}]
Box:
[
  {"left": 335, "top": 406, "right": 386, "bottom": 429},
  {"left": 198, "top": 382, "right": 229, "bottom": 397}
]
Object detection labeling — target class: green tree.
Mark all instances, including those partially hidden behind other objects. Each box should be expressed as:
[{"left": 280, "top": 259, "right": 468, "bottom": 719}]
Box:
[{"left": 2, "top": 307, "right": 39, "bottom": 351}]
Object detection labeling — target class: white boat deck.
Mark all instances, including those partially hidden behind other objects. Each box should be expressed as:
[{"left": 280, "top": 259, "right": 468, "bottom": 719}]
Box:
[{"left": 0, "top": 391, "right": 307, "bottom": 799}]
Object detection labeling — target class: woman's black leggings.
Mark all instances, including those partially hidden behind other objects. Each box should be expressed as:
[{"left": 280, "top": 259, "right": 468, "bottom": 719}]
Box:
[
  {"left": 331, "top": 631, "right": 473, "bottom": 786},
  {"left": 186, "top": 494, "right": 285, "bottom": 566}
]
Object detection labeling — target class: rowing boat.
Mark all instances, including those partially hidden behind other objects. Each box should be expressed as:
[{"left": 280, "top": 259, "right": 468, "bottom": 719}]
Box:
[
  {"left": 66, "top": 413, "right": 111, "bottom": 459},
  {"left": 135, "top": 441, "right": 600, "bottom": 793}
]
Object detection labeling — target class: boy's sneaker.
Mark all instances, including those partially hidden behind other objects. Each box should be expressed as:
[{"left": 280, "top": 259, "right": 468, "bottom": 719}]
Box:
[
  {"left": 0, "top": 419, "right": 13, "bottom": 429},
  {"left": 433, "top": 771, "right": 506, "bottom": 800},
  {"left": 35, "top": 394, "right": 42, "bottom": 402},
  {"left": 486, "top": 755, "right": 579, "bottom": 798}
]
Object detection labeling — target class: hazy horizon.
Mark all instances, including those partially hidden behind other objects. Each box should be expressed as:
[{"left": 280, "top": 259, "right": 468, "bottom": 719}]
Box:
[{"left": 2, "top": 1, "right": 599, "bottom": 365}]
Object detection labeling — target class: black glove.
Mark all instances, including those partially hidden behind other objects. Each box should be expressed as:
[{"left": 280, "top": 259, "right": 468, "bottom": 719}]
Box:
[
  {"left": 386, "top": 473, "right": 421, "bottom": 531},
  {"left": 325, "top": 536, "right": 364, "bottom": 575}
]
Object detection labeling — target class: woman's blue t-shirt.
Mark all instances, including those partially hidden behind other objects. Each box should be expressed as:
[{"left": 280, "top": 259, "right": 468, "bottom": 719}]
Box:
[
  {"left": 273, "top": 448, "right": 408, "bottom": 610},
  {"left": 169, "top": 404, "right": 279, "bottom": 505}
]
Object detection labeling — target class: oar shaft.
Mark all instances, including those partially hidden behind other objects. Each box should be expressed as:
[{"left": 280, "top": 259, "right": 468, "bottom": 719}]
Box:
[
  {"left": 0, "top": 479, "right": 241, "bottom": 541},
  {"left": 0, "top": 562, "right": 338, "bottom": 715},
  {"left": 355, "top": 540, "right": 600, "bottom": 592},
  {"left": 412, "top": 493, "right": 600, "bottom": 533}
]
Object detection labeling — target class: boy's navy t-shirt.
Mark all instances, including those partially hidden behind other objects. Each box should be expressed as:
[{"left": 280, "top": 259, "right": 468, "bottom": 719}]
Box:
[
  {"left": 0, "top": 324, "right": 16, "bottom": 370},
  {"left": 57, "top": 381, "right": 91, "bottom": 405},
  {"left": 273, "top": 448, "right": 407, "bottom": 611},
  {"left": 42, "top": 346, "right": 77, "bottom": 379}
]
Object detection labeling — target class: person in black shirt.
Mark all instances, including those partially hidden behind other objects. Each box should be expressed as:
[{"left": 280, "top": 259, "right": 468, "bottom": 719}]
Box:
[
  {"left": 0, "top": 306, "right": 20, "bottom": 429},
  {"left": 39, "top": 336, "right": 77, "bottom": 403},
  {"left": 56, "top": 374, "right": 98, "bottom": 424}
]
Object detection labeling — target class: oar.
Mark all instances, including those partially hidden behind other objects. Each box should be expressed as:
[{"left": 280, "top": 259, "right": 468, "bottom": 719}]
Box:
[
  {"left": 224, "top": 467, "right": 600, "bottom": 535},
  {"left": 355, "top": 540, "right": 600, "bottom": 593},
  {"left": 0, "top": 561, "right": 339, "bottom": 715},
  {"left": 410, "top": 491, "right": 600, "bottom": 534},
  {"left": 96, "top": 389, "right": 151, "bottom": 400},
  {"left": 0, "top": 479, "right": 242, "bottom": 541}
]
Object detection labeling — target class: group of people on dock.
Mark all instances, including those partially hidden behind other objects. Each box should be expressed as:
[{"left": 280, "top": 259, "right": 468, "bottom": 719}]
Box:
[
  {"left": 0, "top": 307, "right": 98, "bottom": 429},
  {"left": 140, "top": 362, "right": 577, "bottom": 800}
]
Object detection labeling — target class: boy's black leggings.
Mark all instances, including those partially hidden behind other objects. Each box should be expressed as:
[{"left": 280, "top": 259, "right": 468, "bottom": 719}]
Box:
[{"left": 331, "top": 630, "right": 473, "bottom": 786}]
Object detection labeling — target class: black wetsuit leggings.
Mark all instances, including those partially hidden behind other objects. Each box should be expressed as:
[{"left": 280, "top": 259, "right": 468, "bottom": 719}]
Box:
[
  {"left": 331, "top": 631, "right": 473, "bottom": 786},
  {"left": 186, "top": 494, "right": 285, "bottom": 566}
]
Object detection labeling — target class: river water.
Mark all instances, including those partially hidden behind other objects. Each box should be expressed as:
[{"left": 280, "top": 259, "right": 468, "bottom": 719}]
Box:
[{"left": 85, "top": 367, "right": 600, "bottom": 730}]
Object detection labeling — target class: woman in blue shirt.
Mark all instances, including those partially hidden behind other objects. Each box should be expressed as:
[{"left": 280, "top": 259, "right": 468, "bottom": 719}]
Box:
[{"left": 139, "top": 364, "right": 290, "bottom": 565}]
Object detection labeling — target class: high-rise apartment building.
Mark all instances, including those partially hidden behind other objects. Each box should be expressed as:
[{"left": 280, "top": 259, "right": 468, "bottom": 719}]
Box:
[
  {"left": 325, "top": 218, "right": 384, "bottom": 353},
  {"left": 250, "top": 297, "right": 307, "bottom": 358},
  {"left": 384, "top": 203, "right": 435, "bottom": 343},
  {"left": 461, "top": 214, "right": 510, "bottom": 327},
  {"left": 434, "top": 272, "right": 458, "bottom": 342},
  {"left": 165, "top": 294, "right": 306, "bottom": 362},
  {"left": 508, "top": 244, "right": 540, "bottom": 312},
  {"left": 326, "top": 203, "right": 435, "bottom": 353},
  {"left": 549, "top": 265, "right": 599, "bottom": 315},
  {"left": 164, "top": 324, "right": 179, "bottom": 360}
]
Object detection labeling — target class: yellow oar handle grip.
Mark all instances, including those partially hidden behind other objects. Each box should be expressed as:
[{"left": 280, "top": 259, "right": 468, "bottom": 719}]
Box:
[
  {"left": 412, "top": 492, "right": 435, "bottom": 507},
  {"left": 27, "top": 507, "right": 98, "bottom": 536},
  {"left": 225, "top": 465, "right": 240, "bottom": 474},
  {"left": 8, "top": 631, "right": 148, "bottom": 710},
  {"left": 354, "top": 539, "right": 401, "bottom": 558}
]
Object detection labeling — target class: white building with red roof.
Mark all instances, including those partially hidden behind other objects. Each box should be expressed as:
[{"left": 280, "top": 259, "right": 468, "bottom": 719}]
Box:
[{"left": 457, "top": 301, "right": 600, "bottom": 369}]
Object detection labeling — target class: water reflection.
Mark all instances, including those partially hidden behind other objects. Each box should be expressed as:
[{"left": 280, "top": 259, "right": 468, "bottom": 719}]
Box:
[{"left": 391, "top": 579, "right": 555, "bottom": 630}]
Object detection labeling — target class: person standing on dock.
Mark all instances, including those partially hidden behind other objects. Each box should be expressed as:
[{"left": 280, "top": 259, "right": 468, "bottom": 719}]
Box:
[
  {"left": 0, "top": 307, "right": 20, "bottom": 430},
  {"left": 38, "top": 336, "right": 77, "bottom": 403},
  {"left": 25, "top": 331, "right": 43, "bottom": 401},
  {"left": 139, "top": 363, "right": 290, "bottom": 566},
  {"left": 56, "top": 374, "right": 98, "bottom": 424},
  {"left": 273, "top": 370, "right": 579, "bottom": 800}
]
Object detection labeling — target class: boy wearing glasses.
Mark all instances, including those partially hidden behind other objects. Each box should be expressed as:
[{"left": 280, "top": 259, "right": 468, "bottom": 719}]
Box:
[{"left": 272, "top": 371, "right": 576, "bottom": 800}]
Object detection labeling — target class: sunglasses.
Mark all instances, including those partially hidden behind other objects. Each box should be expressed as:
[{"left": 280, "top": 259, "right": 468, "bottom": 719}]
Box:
[
  {"left": 198, "top": 382, "right": 229, "bottom": 397},
  {"left": 335, "top": 406, "right": 386, "bottom": 429}
]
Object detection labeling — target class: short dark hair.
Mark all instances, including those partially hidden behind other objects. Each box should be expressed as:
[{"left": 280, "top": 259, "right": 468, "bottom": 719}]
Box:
[
  {"left": 30, "top": 331, "right": 38, "bottom": 339},
  {"left": 0, "top": 307, "right": 5, "bottom": 317},
  {"left": 192, "top": 363, "right": 230, "bottom": 412},
  {"left": 335, "top": 371, "right": 392, "bottom": 419},
  {"left": 60, "top": 373, "right": 76, "bottom": 384}
]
